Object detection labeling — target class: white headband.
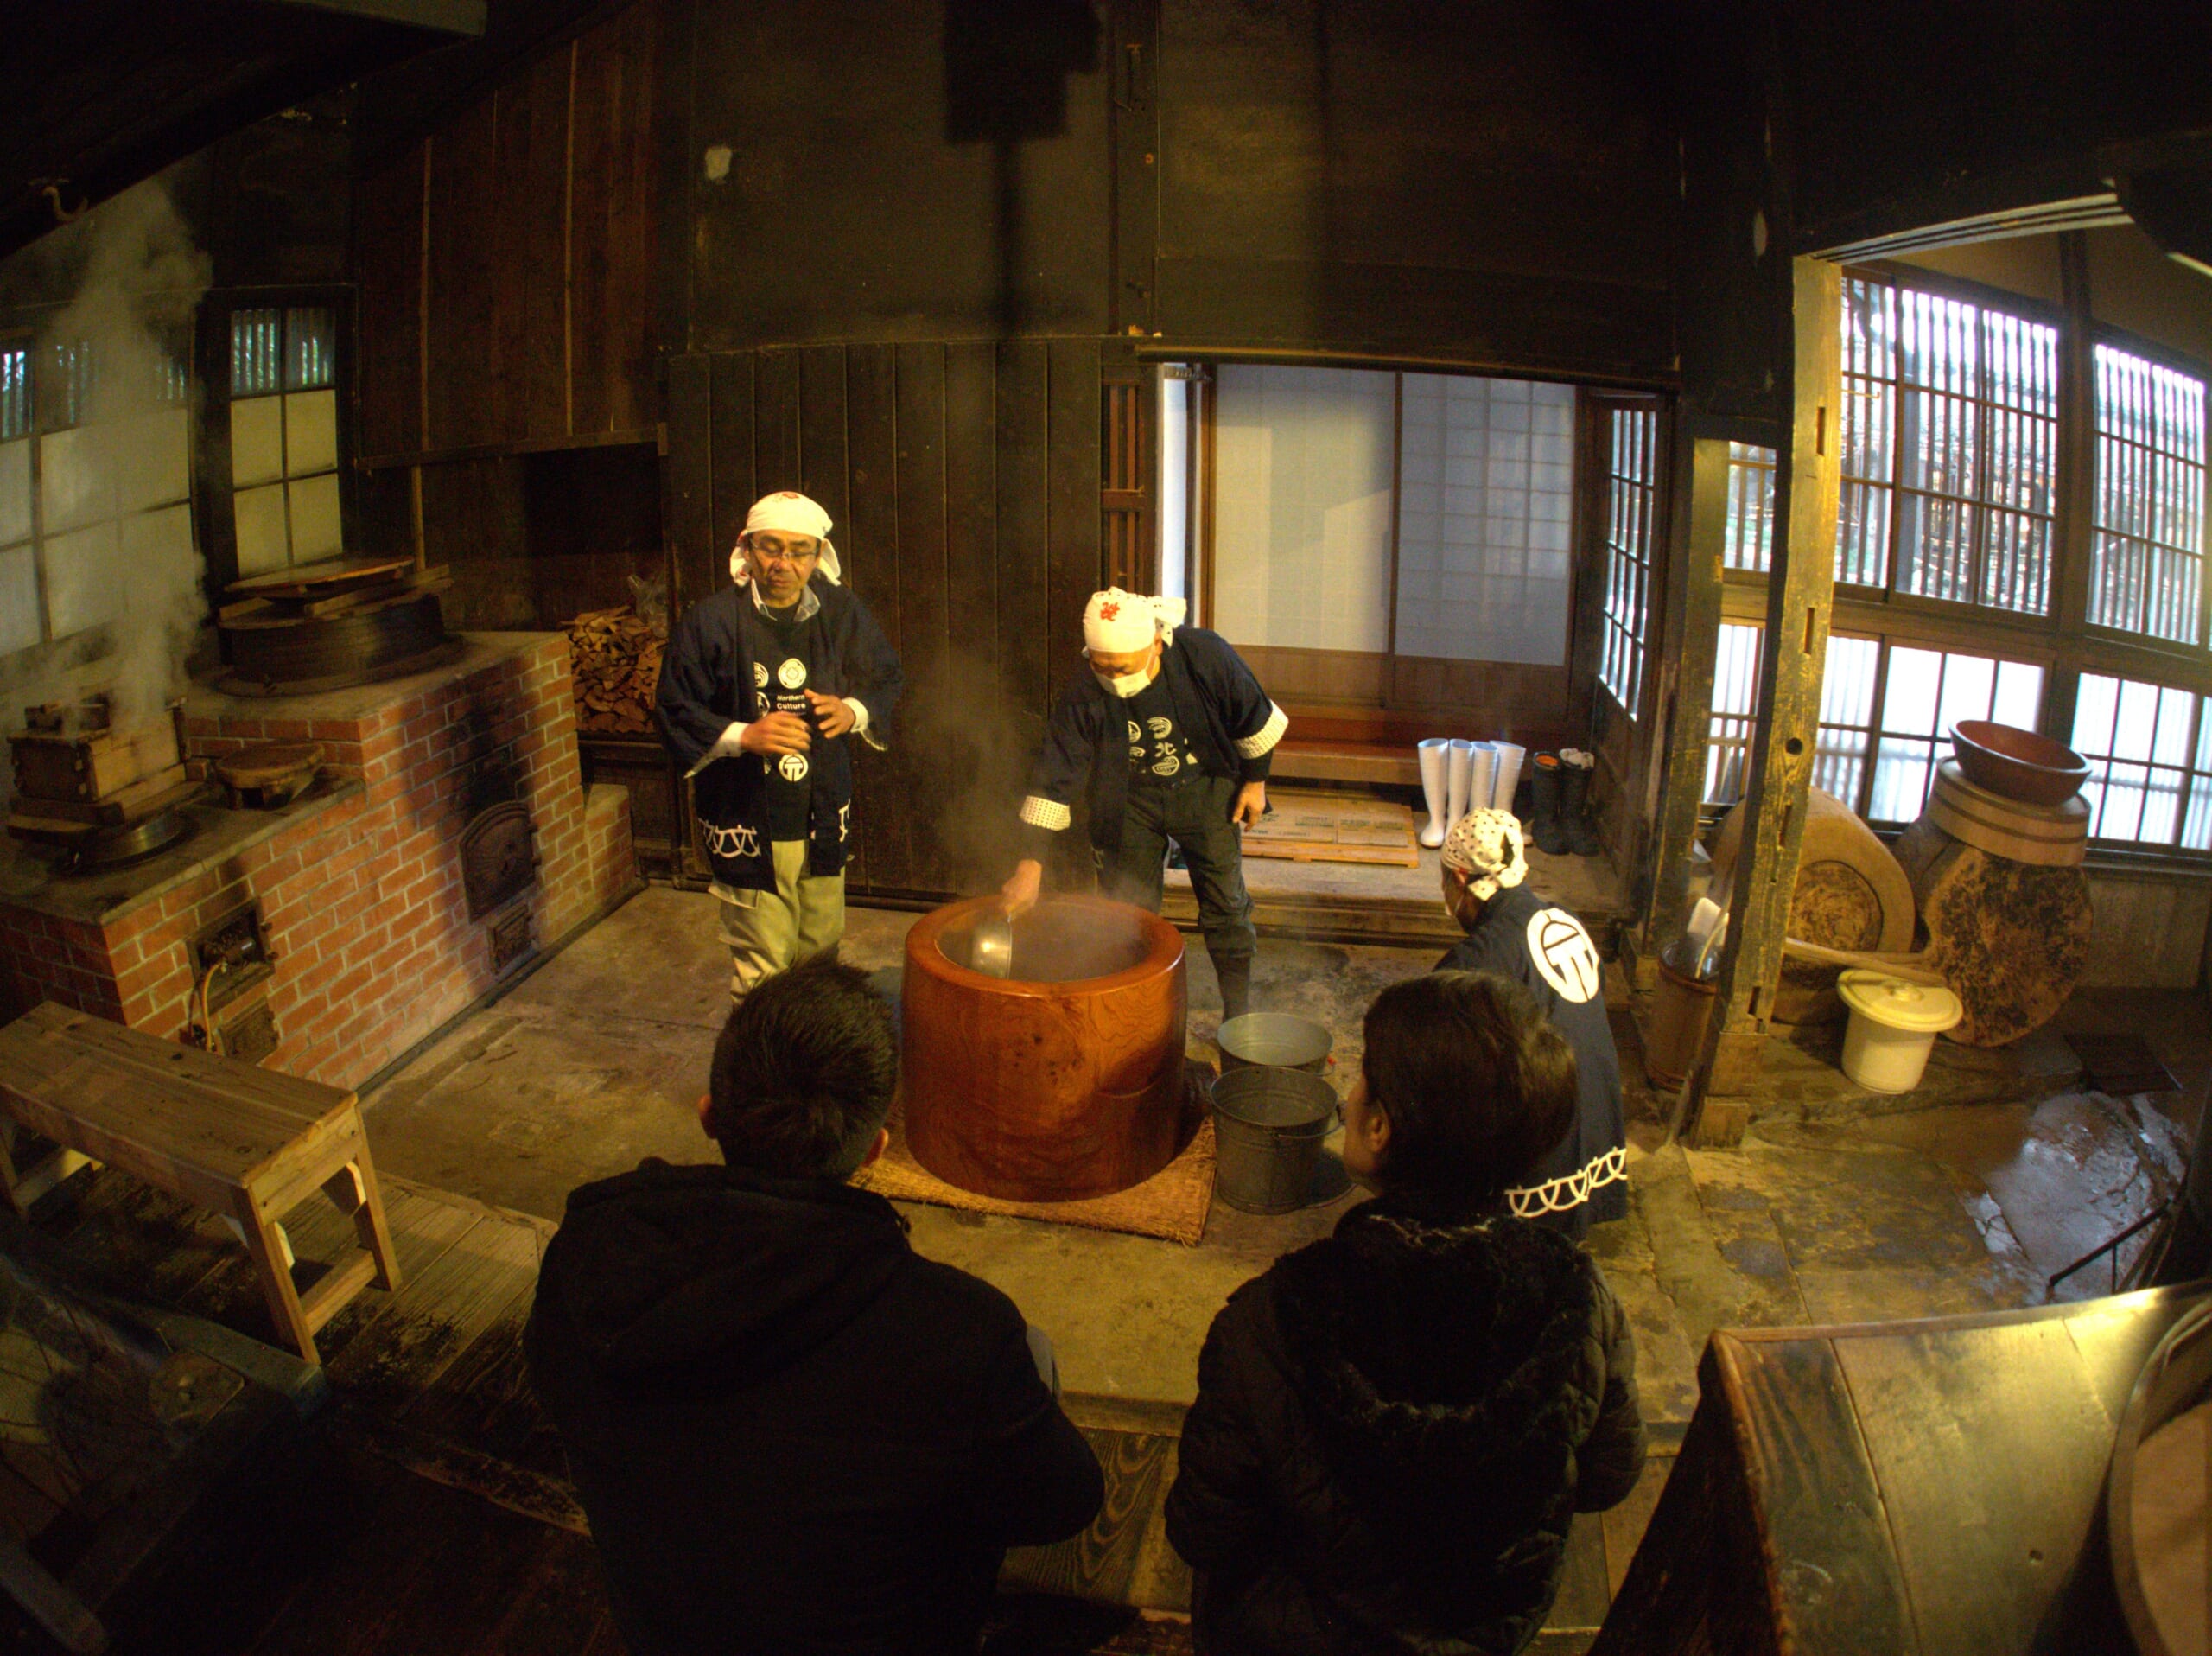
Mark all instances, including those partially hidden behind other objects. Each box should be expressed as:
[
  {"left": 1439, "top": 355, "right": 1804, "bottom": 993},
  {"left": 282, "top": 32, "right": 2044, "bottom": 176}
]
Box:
[
  {"left": 1084, "top": 588, "right": 1185, "bottom": 653},
  {"left": 730, "top": 491, "right": 842, "bottom": 585}
]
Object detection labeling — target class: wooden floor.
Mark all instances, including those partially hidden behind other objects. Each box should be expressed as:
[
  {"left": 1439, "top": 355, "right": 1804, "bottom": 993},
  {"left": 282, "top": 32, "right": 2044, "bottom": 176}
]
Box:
[{"left": 10, "top": 1163, "right": 1672, "bottom": 1654}]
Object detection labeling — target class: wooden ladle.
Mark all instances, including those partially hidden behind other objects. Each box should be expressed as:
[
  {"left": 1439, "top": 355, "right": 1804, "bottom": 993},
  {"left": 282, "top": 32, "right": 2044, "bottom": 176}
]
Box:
[{"left": 1782, "top": 935, "right": 1948, "bottom": 990}]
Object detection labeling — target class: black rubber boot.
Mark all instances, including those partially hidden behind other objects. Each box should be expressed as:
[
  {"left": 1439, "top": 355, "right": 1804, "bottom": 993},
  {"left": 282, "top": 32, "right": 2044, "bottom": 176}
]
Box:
[
  {"left": 1529, "top": 753, "right": 1571, "bottom": 856},
  {"left": 1214, "top": 954, "right": 1254, "bottom": 1022},
  {"left": 1560, "top": 761, "right": 1603, "bottom": 856}
]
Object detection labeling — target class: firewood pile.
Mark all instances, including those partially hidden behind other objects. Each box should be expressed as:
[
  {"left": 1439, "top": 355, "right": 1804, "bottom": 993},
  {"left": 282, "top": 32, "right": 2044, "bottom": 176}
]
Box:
[{"left": 567, "top": 607, "right": 664, "bottom": 735}]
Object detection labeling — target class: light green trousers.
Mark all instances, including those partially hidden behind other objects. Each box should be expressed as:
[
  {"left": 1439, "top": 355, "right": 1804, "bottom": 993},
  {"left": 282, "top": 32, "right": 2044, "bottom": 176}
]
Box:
[{"left": 714, "top": 838, "right": 845, "bottom": 1000}]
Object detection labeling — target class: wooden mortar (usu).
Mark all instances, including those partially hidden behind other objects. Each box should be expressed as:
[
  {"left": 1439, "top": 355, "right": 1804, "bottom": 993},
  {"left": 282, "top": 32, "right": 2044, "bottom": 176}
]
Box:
[{"left": 902, "top": 895, "right": 1187, "bottom": 1201}]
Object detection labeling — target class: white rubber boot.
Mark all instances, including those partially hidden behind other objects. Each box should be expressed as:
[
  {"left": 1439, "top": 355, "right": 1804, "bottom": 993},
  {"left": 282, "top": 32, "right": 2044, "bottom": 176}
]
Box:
[
  {"left": 1491, "top": 742, "right": 1527, "bottom": 817},
  {"left": 1446, "top": 740, "right": 1474, "bottom": 831},
  {"left": 1416, "top": 739, "right": 1450, "bottom": 848},
  {"left": 1466, "top": 742, "right": 1497, "bottom": 820}
]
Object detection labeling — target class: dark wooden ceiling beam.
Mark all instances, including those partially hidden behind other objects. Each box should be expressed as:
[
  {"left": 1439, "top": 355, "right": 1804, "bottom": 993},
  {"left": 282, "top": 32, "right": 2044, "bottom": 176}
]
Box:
[{"left": 259, "top": 0, "right": 486, "bottom": 36}]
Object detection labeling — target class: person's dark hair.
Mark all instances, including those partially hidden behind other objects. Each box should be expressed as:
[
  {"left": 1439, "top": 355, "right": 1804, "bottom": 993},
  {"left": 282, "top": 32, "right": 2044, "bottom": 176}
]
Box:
[
  {"left": 1358, "top": 971, "right": 1577, "bottom": 1217},
  {"left": 705, "top": 957, "right": 899, "bottom": 1178}
]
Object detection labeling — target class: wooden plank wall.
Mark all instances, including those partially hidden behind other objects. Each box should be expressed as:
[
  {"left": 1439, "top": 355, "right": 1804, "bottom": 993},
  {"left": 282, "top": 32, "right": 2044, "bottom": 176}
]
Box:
[
  {"left": 354, "top": 0, "right": 662, "bottom": 463},
  {"left": 668, "top": 341, "right": 1107, "bottom": 901}
]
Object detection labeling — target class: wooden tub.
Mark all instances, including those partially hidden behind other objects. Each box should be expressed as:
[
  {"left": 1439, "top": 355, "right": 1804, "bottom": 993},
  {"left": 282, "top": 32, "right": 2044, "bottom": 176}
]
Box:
[{"left": 902, "top": 895, "right": 1187, "bottom": 1201}]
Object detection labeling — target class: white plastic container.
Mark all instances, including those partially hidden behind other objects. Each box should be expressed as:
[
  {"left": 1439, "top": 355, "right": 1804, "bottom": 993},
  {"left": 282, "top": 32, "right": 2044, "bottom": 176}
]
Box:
[{"left": 1838, "top": 969, "right": 1963, "bottom": 1093}]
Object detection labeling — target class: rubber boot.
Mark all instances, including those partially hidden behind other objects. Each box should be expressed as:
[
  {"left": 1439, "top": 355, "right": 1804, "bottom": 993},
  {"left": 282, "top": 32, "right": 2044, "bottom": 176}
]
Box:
[
  {"left": 1491, "top": 742, "right": 1526, "bottom": 817},
  {"left": 1214, "top": 954, "right": 1254, "bottom": 1022},
  {"left": 1466, "top": 742, "right": 1497, "bottom": 819},
  {"left": 1529, "top": 752, "right": 1571, "bottom": 855},
  {"left": 1446, "top": 741, "right": 1473, "bottom": 831},
  {"left": 1560, "top": 756, "right": 1603, "bottom": 856},
  {"left": 1417, "top": 739, "right": 1450, "bottom": 848}
]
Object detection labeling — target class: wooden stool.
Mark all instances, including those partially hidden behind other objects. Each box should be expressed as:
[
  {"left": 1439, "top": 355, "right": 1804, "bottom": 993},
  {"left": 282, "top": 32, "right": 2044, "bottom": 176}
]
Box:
[{"left": 0, "top": 1003, "right": 404, "bottom": 1365}]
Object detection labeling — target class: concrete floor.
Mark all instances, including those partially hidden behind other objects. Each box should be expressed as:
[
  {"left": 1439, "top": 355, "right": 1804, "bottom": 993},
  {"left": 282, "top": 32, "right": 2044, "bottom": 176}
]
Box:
[{"left": 360, "top": 886, "right": 2199, "bottom": 1423}]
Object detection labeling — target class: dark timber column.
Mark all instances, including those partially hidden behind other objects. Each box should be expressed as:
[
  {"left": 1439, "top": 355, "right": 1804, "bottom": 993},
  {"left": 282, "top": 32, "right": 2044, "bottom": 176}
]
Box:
[
  {"left": 1693, "top": 257, "right": 1842, "bottom": 1131},
  {"left": 1637, "top": 434, "right": 1733, "bottom": 978}
]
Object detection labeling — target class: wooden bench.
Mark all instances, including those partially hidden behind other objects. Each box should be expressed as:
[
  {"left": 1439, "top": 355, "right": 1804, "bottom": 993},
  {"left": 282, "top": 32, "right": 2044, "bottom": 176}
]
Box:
[
  {"left": 0, "top": 1002, "right": 403, "bottom": 1366},
  {"left": 1270, "top": 738, "right": 1422, "bottom": 788}
]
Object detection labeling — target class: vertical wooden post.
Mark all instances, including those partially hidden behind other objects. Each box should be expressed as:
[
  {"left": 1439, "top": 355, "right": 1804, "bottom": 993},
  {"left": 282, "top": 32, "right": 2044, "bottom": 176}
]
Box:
[
  {"left": 1637, "top": 433, "right": 1734, "bottom": 977},
  {"left": 2047, "top": 231, "right": 2097, "bottom": 741},
  {"left": 1692, "top": 257, "right": 1843, "bottom": 1124}
]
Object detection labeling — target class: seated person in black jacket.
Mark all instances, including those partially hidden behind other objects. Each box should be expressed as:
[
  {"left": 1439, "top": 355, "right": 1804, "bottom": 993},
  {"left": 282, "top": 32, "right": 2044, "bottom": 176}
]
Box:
[
  {"left": 1164, "top": 971, "right": 1647, "bottom": 1656},
  {"left": 525, "top": 959, "right": 1105, "bottom": 1656}
]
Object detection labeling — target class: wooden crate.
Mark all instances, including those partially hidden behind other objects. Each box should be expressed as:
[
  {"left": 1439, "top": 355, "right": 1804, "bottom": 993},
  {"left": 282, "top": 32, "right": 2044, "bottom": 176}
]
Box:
[{"left": 1241, "top": 789, "right": 1420, "bottom": 868}]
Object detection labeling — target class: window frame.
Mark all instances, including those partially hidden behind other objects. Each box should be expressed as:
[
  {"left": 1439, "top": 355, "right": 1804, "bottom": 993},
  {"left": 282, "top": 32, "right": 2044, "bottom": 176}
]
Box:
[
  {"left": 204, "top": 286, "right": 354, "bottom": 594},
  {"left": 2082, "top": 322, "right": 2212, "bottom": 654},
  {"left": 1711, "top": 258, "right": 2212, "bottom": 868}
]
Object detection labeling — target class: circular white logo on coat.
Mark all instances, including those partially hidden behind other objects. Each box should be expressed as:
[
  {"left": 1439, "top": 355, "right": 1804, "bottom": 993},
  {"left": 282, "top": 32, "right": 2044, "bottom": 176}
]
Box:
[
  {"left": 753, "top": 662, "right": 770, "bottom": 690},
  {"left": 1128, "top": 720, "right": 1142, "bottom": 743},
  {"left": 1152, "top": 754, "right": 1181, "bottom": 777},
  {"left": 1526, "top": 908, "right": 1602, "bottom": 1004},
  {"left": 779, "top": 753, "right": 810, "bottom": 781},
  {"left": 1147, "top": 717, "right": 1173, "bottom": 739},
  {"left": 777, "top": 658, "right": 808, "bottom": 690}
]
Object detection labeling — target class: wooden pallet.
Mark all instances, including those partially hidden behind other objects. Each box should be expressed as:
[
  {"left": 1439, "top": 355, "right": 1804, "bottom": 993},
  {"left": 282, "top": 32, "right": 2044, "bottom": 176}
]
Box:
[{"left": 1241, "top": 790, "right": 1421, "bottom": 868}]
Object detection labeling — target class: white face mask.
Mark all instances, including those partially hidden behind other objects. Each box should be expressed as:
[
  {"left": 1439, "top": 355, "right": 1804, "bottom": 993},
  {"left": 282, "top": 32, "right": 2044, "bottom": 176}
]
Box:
[{"left": 1095, "top": 667, "right": 1151, "bottom": 698}]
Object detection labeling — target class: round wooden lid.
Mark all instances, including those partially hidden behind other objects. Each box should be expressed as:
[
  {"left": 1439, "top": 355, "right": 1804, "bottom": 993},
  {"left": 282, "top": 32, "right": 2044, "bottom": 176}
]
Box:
[{"left": 214, "top": 742, "right": 325, "bottom": 787}]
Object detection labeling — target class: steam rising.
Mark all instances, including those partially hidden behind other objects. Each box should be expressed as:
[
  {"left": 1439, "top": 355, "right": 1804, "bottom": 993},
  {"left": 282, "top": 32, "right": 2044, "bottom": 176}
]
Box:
[{"left": 0, "top": 178, "right": 210, "bottom": 793}]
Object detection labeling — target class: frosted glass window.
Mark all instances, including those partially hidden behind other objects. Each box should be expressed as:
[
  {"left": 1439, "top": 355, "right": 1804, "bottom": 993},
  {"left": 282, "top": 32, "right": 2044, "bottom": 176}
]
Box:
[
  {"left": 0, "top": 545, "right": 39, "bottom": 654},
  {"left": 1211, "top": 365, "right": 1395, "bottom": 653},
  {"left": 39, "top": 424, "right": 111, "bottom": 532},
  {"left": 1861, "top": 646, "right": 2046, "bottom": 823},
  {"left": 1394, "top": 375, "right": 1574, "bottom": 666},
  {"left": 43, "top": 521, "right": 124, "bottom": 636},
  {"left": 230, "top": 304, "right": 343, "bottom": 571},
  {"left": 234, "top": 482, "right": 290, "bottom": 575},
  {"left": 284, "top": 389, "right": 338, "bottom": 477},
  {"left": 231, "top": 395, "right": 283, "bottom": 487},
  {"left": 113, "top": 407, "right": 190, "bottom": 517},
  {"left": 1703, "top": 623, "right": 1764, "bottom": 804},
  {"left": 289, "top": 474, "right": 342, "bottom": 563},
  {"left": 0, "top": 438, "right": 28, "bottom": 547},
  {"left": 2073, "top": 673, "right": 2209, "bottom": 849},
  {"left": 120, "top": 502, "right": 194, "bottom": 571}
]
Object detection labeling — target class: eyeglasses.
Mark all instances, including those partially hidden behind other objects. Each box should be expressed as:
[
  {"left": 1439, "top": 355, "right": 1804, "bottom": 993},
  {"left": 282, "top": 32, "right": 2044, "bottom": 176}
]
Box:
[{"left": 750, "top": 537, "right": 819, "bottom": 566}]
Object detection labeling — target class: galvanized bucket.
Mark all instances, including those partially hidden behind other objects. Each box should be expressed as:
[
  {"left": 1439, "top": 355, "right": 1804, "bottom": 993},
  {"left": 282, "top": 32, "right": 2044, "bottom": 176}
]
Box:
[
  {"left": 1210, "top": 1065, "right": 1338, "bottom": 1215},
  {"left": 1217, "top": 1012, "right": 1332, "bottom": 1074}
]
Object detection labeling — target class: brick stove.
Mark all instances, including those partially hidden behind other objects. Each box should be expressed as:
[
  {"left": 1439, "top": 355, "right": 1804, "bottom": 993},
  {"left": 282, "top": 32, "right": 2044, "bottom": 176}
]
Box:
[{"left": 0, "top": 634, "right": 636, "bottom": 1090}]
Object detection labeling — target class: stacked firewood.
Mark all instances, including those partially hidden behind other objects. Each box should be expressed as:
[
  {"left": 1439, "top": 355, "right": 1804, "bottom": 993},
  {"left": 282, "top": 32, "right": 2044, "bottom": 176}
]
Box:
[{"left": 567, "top": 607, "right": 664, "bottom": 735}]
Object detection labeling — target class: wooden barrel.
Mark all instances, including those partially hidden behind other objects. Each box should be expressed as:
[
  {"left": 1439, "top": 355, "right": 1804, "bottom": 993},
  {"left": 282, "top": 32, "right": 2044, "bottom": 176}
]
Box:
[
  {"left": 903, "top": 895, "right": 1188, "bottom": 1201},
  {"left": 1712, "top": 787, "right": 1916, "bottom": 1024},
  {"left": 1891, "top": 812, "right": 2092, "bottom": 1048},
  {"left": 1924, "top": 760, "right": 2088, "bottom": 867}
]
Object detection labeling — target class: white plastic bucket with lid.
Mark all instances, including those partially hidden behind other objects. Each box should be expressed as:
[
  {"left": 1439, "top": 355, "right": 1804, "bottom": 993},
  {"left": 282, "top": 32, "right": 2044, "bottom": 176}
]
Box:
[{"left": 1838, "top": 969, "right": 1963, "bottom": 1093}]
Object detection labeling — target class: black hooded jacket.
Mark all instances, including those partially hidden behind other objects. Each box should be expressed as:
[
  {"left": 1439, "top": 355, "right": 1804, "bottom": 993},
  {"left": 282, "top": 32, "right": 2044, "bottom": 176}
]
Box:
[
  {"left": 524, "top": 1160, "right": 1104, "bottom": 1656},
  {"left": 1163, "top": 1201, "right": 1645, "bottom": 1656}
]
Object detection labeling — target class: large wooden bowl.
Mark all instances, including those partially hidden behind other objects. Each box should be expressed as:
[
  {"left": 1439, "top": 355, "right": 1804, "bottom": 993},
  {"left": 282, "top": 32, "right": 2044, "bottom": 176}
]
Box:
[
  {"left": 903, "top": 895, "right": 1187, "bottom": 1201},
  {"left": 1951, "top": 720, "right": 2089, "bottom": 806}
]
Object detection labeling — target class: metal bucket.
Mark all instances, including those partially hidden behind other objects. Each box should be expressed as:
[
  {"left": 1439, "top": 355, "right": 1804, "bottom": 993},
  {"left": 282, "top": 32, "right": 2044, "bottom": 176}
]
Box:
[
  {"left": 1217, "top": 1012, "right": 1332, "bottom": 1074},
  {"left": 1210, "top": 1065, "right": 1338, "bottom": 1214}
]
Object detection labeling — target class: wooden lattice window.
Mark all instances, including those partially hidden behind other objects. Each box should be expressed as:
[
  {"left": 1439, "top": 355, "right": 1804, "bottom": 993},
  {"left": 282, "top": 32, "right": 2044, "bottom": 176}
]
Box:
[
  {"left": 1598, "top": 405, "right": 1658, "bottom": 716},
  {"left": 1103, "top": 375, "right": 1150, "bottom": 591},
  {"left": 1837, "top": 274, "right": 2059, "bottom": 613},
  {"left": 2089, "top": 346, "right": 2207, "bottom": 645},
  {"left": 1723, "top": 443, "right": 1775, "bottom": 573}
]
